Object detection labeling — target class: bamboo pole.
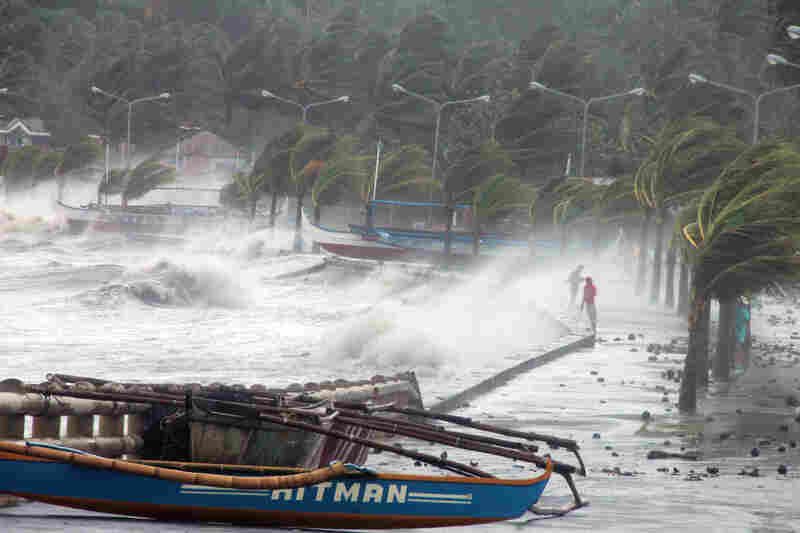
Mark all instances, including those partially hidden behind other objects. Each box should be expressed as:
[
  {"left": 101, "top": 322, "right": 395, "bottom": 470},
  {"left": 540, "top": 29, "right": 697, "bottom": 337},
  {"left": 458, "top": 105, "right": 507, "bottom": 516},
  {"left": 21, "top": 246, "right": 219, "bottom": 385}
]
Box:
[
  {"left": 65, "top": 414, "right": 94, "bottom": 439},
  {"left": 6, "top": 436, "right": 143, "bottom": 457},
  {"left": 31, "top": 416, "right": 61, "bottom": 440},
  {"left": 0, "top": 392, "right": 151, "bottom": 416}
]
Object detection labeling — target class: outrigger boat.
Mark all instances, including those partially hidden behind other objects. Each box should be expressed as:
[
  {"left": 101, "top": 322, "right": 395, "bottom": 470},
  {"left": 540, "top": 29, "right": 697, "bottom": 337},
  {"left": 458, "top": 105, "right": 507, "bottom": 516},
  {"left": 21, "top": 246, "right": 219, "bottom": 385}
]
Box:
[
  {"left": 304, "top": 201, "right": 560, "bottom": 263},
  {"left": 0, "top": 384, "right": 587, "bottom": 528},
  {"left": 0, "top": 440, "right": 554, "bottom": 529}
]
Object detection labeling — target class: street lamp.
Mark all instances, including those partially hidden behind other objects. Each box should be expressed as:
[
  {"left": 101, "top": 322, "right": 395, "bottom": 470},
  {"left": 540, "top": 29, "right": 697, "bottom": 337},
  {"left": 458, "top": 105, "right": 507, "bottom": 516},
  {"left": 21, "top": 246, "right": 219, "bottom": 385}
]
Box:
[
  {"left": 90, "top": 86, "right": 171, "bottom": 169},
  {"left": 176, "top": 124, "right": 202, "bottom": 172},
  {"left": 788, "top": 25, "right": 800, "bottom": 40},
  {"left": 88, "top": 134, "right": 110, "bottom": 205},
  {"left": 766, "top": 53, "right": 800, "bottom": 70},
  {"left": 689, "top": 72, "right": 800, "bottom": 144},
  {"left": 391, "top": 83, "right": 491, "bottom": 256},
  {"left": 529, "top": 82, "right": 645, "bottom": 177},
  {"left": 260, "top": 89, "right": 351, "bottom": 252},
  {"left": 260, "top": 89, "right": 350, "bottom": 124}
]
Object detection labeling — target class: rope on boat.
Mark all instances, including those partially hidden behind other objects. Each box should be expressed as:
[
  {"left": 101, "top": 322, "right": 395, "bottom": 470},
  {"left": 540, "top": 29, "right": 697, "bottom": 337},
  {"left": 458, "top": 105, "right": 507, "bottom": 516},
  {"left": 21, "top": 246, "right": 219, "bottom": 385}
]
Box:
[{"left": 0, "top": 440, "right": 349, "bottom": 490}]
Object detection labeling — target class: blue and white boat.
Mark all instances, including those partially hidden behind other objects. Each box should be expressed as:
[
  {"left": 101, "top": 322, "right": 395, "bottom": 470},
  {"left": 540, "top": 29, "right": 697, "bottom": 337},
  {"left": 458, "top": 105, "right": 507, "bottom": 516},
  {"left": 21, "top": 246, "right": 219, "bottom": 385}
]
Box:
[{"left": 0, "top": 440, "right": 554, "bottom": 529}]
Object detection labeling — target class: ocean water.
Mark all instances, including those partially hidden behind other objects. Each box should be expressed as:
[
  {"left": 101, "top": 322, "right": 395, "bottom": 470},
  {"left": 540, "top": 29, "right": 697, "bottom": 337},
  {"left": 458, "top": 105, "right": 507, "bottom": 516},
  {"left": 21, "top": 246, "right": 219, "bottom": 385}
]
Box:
[{"left": 0, "top": 196, "right": 798, "bottom": 532}]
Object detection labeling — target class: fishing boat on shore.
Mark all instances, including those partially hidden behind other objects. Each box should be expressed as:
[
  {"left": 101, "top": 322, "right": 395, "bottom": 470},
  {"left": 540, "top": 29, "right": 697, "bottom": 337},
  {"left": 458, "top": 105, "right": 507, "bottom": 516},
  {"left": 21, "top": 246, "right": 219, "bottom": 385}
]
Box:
[
  {"left": 0, "top": 381, "right": 586, "bottom": 528},
  {"left": 0, "top": 439, "right": 558, "bottom": 529},
  {"left": 304, "top": 201, "right": 557, "bottom": 263},
  {"left": 56, "top": 198, "right": 241, "bottom": 238}
]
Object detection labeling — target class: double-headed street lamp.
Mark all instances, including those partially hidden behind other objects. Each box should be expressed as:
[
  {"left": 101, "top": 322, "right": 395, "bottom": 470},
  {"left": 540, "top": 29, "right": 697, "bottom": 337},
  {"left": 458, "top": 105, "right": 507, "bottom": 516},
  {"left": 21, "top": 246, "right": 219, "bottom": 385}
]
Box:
[
  {"left": 689, "top": 58, "right": 800, "bottom": 144},
  {"left": 788, "top": 26, "right": 800, "bottom": 40},
  {"left": 529, "top": 82, "right": 646, "bottom": 177},
  {"left": 90, "top": 86, "right": 171, "bottom": 169},
  {"left": 391, "top": 83, "right": 490, "bottom": 256},
  {"left": 260, "top": 90, "right": 350, "bottom": 124}
]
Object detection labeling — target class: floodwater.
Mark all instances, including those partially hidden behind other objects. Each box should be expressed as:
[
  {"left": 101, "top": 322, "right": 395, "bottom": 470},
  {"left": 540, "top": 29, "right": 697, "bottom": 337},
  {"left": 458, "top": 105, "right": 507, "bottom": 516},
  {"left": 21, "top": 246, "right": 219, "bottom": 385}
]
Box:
[{"left": 1, "top": 192, "right": 799, "bottom": 532}]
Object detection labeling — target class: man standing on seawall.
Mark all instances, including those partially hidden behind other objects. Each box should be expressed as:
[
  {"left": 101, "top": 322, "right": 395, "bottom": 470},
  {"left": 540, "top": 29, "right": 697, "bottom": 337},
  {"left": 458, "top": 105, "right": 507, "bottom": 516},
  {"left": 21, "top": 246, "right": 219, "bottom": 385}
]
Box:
[{"left": 581, "top": 276, "right": 598, "bottom": 334}]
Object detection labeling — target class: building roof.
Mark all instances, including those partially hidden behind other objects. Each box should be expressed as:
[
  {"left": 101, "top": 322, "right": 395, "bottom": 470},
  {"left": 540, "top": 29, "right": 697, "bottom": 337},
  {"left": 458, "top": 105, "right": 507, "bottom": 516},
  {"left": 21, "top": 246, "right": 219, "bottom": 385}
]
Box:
[{"left": 0, "top": 117, "right": 51, "bottom": 137}]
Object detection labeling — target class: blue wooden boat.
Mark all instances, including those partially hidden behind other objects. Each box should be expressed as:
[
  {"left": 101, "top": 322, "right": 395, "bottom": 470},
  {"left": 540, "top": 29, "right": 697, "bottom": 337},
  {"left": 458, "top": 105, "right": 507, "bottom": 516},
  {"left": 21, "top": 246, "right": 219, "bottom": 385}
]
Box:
[{"left": 0, "top": 440, "right": 552, "bottom": 529}]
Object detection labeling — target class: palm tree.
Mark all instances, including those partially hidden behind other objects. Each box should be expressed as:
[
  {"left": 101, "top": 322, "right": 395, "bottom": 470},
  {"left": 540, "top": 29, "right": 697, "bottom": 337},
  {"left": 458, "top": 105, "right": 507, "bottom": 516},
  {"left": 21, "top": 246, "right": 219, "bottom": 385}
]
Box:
[
  {"left": 470, "top": 174, "right": 537, "bottom": 256},
  {"left": 633, "top": 118, "right": 746, "bottom": 304},
  {"left": 312, "top": 143, "right": 434, "bottom": 231},
  {"left": 678, "top": 141, "right": 800, "bottom": 411},
  {"left": 98, "top": 159, "right": 175, "bottom": 208},
  {"left": 233, "top": 171, "right": 267, "bottom": 221}
]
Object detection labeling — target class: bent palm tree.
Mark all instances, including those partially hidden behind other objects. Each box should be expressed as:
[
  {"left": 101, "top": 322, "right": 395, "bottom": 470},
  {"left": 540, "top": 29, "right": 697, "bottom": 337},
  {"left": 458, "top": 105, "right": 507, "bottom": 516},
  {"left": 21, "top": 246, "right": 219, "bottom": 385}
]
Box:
[
  {"left": 470, "top": 174, "right": 537, "bottom": 256},
  {"left": 633, "top": 118, "right": 745, "bottom": 303},
  {"left": 678, "top": 141, "right": 800, "bottom": 411}
]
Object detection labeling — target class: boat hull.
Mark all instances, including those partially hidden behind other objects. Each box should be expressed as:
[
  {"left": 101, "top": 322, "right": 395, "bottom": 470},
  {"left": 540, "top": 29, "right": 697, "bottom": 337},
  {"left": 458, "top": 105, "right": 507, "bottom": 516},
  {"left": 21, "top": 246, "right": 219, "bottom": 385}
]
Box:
[
  {"left": 56, "top": 201, "right": 241, "bottom": 238},
  {"left": 0, "top": 451, "right": 550, "bottom": 529}
]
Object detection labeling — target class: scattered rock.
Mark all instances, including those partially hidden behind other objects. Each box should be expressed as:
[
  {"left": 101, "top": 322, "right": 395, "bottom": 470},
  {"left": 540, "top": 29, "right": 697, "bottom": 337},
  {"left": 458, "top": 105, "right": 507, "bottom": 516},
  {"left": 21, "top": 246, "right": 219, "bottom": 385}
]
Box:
[
  {"left": 469, "top": 461, "right": 479, "bottom": 467},
  {"left": 750, "top": 448, "right": 760, "bottom": 457},
  {"left": 657, "top": 467, "right": 669, "bottom": 473},
  {"left": 779, "top": 424, "right": 790, "bottom": 432},
  {"left": 628, "top": 334, "right": 636, "bottom": 341},
  {"left": 790, "top": 441, "right": 797, "bottom": 448},
  {"left": 778, "top": 464, "right": 789, "bottom": 475},
  {"left": 597, "top": 377, "right": 605, "bottom": 383},
  {"left": 590, "top": 370, "right": 599, "bottom": 376},
  {"left": 758, "top": 439, "right": 772, "bottom": 446},
  {"left": 706, "top": 466, "right": 719, "bottom": 475},
  {"left": 648, "top": 355, "right": 658, "bottom": 362},
  {"left": 611, "top": 452, "right": 620, "bottom": 457},
  {"left": 641, "top": 410, "right": 652, "bottom": 421},
  {"left": 604, "top": 445, "right": 613, "bottom": 451},
  {"left": 592, "top": 433, "right": 601, "bottom": 439},
  {"left": 719, "top": 432, "right": 732, "bottom": 441},
  {"left": 663, "top": 440, "right": 672, "bottom": 446},
  {"left": 778, "top": 445, "right": 787, "bottom": 453},
  {"left": 630, "top": 348, "right": 639, "bottom": 352}
]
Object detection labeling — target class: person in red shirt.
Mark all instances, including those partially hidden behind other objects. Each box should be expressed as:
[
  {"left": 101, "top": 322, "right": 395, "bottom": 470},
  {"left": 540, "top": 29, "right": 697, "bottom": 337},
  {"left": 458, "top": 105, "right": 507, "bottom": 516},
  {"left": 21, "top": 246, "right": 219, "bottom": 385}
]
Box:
[{"left": 581, "top": 276, "right": 597, "bottom": 334}]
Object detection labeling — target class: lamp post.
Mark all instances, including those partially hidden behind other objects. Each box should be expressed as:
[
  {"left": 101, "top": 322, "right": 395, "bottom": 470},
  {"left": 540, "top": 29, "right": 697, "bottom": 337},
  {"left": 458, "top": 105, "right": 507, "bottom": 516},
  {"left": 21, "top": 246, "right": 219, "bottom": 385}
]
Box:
[
  {"left": 260, "top": 90, "right": 350, "bottom": 252},
  {"left": 176, "top": 124, "right": 201, "bottom": 172},
  {"left": 90, "top": 86, "right": 170, "bottom": 169},
  {"left": 788, "top": 25, "right": 800, "bottom": 40},
  {"left": 88, "top": 134, "right": 110, "bottom": 205},
  {"left": 689, "top": 71, "right": 800, "bottom": 144},
  {"left": 529, "top": 82, "right": 645, "bottom": 177},
  {"left": 391, "top": 83, "right": 490, "bottom": 257},
  {"left": 260, "top": 90, "right": 350, "bottom": 125}
]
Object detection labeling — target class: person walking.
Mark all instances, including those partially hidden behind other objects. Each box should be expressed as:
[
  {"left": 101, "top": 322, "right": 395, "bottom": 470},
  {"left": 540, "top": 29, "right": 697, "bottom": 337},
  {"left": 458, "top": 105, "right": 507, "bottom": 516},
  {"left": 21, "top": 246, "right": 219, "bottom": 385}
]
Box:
[
  {"left": 567, "top": 265, "right": 584, "bottom": 307},
  {"left": 581, "top": 276, "right": 598, "bottom": 334}
]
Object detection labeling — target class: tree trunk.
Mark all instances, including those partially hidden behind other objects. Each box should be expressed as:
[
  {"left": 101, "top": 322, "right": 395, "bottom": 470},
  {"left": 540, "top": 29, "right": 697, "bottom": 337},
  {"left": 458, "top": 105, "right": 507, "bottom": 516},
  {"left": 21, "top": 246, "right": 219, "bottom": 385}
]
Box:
[
  {"left": 664, "top": 245, "right": 677, "bottom": 308},
  {"left": 559, "top": 224, "right": 569, "bottom": 256},
  {"left": 443, "top": 192, "right": 454, "bottom": 260},
  {"left": 713, "top": 296, "right": 737, "bottom": 381},
  {"left": 269, "top": 190, "right": 279, "bottom": 228},
  {"left": 679, "top": 290, "right": 710, "bottom": 412},
  {"left": 472, "top": 217, "right": 480, "bottom": 256},
  {"left": 293, "top": 192, "right": 304, "bottom": 252},
  {"left": 312, "top": 204, "right": 321, "bottom": 253},
  {"left": 677, "top": 254, "right": 690, "bottom": 316},
  {"left": 635, "top": 209, "right": 652, "bottom": 296},
  {"left": 650, "top": 208, "right": 665, "bottom": 304}
]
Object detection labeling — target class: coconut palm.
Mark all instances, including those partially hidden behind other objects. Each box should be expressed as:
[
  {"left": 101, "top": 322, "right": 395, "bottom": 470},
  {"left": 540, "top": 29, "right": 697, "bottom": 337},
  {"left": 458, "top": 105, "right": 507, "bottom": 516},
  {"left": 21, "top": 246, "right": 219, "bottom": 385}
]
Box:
[
  {"left": 469, "top": 174, "right": 537, "bottom": 256},
  {"left": 233, "top": 171, "right": 268, "bottom": 221},
  {"left": 312, "top": 142, "right": 435, "bottom": 233},
  {"left": 97, "top": 159, "right": 175, "bottom": 208},
  {"left": 678, "top": 141, "right": 800, "bottom": 411},
  {"left": 633, "top": 118, "right": 746, "bottom": 302}
]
